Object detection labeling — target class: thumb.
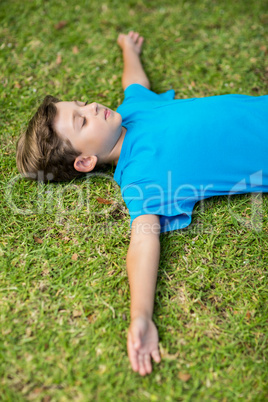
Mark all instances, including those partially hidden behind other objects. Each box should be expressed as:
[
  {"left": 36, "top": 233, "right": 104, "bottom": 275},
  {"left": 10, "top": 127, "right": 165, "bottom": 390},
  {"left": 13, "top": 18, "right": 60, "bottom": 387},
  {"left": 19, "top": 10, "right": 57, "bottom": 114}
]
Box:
[
  {"left": 133, "top": 339, "right": 141, "bottom": 350},
  {"left": 130, "top": 326, "right": 142, "bottom": 350}
]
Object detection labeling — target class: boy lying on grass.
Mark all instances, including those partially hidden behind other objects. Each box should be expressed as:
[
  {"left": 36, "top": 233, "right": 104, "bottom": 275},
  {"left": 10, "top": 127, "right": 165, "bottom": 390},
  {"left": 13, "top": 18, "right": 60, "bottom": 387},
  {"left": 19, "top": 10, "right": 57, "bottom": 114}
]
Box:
[{"left": 16, "top": 31, "right": 268, "bottom": 376}]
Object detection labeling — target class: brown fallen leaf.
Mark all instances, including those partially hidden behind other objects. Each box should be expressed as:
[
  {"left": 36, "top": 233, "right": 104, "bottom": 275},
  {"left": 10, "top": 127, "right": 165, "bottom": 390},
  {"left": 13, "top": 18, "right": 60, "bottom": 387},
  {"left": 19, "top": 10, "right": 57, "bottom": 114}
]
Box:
[
  {"left": 26, "top": 327, "right": 32, "bottom": 337},
  {"left": 73, "top": 310, "right": 82, "bottom": 318},
  {"left": 32, "top": 387, "right": 42, "bottom": 394},
  {"left": 33, "top": 236, "right": 43, "bottom": 244},
  {"left": 42, "top": 268, "right": 50, "bottom": 276},
  {"left": 39, "top": 282, "right": 47, "bottom": 292},
  {"left": 56, "top": 54, "right": 62, "bottom": 65},
  {"left": 159, "top": 343, "right": 179, "bottom": 360},
  {"left": 72, "top": 253, "right": 78, "bottom": 261},
  {"left": 55, "top": 20, "right": 67, "bottom": 30},
  {"left": 87, "top": 314, "right": 97, "bottom": 323},
  {"left": 246, "top": 311, "right": 251, "bottom": 319},
  {"left": 178, "top": 372, "right": 191, "bottom": 382},
  {"left": 72, "top": 46, "right": 79, "bottom": 54},
  {"left": 97, "top": 197, "right": 113, "bottom": 205}
]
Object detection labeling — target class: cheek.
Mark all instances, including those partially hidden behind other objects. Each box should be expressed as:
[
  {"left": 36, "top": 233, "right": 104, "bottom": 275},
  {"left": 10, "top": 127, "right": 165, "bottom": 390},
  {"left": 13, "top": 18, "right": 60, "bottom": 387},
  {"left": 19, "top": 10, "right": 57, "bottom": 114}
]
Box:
[{"left": 92, "top": 125, "right": 110, "bottom": 148}]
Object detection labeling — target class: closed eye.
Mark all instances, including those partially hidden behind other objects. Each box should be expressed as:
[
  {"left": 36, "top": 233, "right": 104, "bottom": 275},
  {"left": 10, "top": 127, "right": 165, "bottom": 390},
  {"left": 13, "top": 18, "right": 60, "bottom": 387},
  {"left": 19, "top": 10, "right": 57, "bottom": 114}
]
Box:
[{"left": 81, "top": 101, "right": 88, "bottom": 127}]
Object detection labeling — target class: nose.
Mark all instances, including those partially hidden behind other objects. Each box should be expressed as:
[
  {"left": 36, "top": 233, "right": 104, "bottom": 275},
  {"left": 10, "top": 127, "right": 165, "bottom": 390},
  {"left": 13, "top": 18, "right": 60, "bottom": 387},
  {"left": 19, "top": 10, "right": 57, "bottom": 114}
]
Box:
[{"left": 88, "top": 102, "right": 97, "bottom": 115}]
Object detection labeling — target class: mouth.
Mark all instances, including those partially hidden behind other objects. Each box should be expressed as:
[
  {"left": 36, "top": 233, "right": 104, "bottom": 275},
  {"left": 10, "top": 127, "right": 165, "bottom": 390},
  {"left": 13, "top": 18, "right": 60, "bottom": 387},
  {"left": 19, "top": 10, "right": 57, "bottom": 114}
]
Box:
[{"left": 105, "top": 109, "right": 111, "bottom": 120}]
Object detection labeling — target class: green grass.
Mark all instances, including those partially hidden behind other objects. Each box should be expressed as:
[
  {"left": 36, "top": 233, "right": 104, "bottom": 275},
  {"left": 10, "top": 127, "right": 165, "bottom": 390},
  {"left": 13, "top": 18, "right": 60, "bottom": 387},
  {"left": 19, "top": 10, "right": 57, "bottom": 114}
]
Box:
[{"left": 1, "top": 0, "right": 268, "bottom": 400}]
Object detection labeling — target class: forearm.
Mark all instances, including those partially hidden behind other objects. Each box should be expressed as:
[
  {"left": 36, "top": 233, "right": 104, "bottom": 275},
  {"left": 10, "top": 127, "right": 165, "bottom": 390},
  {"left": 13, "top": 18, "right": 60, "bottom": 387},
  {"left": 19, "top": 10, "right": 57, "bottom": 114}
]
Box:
[
  {"left": 122, "top": 47, "right": 150, "bottom": 90},
  {"left": 126, "top": 236, "right": 160, "bottom": 320}
]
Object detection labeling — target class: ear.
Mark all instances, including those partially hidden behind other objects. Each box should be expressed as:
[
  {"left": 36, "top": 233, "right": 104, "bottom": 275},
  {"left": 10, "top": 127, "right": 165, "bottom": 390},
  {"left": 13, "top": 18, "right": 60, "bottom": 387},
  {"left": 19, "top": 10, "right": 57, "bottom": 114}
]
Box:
[{"left": 74, "top": 155, "right": 98, "bottom": 173}]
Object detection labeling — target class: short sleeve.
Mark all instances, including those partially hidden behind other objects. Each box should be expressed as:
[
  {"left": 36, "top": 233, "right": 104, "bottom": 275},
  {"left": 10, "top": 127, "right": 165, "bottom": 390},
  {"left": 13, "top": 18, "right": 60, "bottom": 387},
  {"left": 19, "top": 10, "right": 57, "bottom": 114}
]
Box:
[
  {"left": 121, "top": 182, "right": 195, "bottom": 233},
  {"left": 123, "top": 83, "right": 175, "bottom": 104}
]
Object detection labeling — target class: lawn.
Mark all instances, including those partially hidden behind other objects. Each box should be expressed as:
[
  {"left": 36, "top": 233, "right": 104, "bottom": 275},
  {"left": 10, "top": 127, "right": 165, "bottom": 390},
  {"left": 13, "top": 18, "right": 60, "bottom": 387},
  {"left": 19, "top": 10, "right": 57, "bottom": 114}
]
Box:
[{"left": 0, "top": 0, "right": 268, "bottom": 400}]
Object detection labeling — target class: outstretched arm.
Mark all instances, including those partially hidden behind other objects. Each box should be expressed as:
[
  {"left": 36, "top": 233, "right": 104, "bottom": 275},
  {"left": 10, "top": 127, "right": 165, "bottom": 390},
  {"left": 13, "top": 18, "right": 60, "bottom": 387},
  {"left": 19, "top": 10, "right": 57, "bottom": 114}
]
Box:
[
  {"left": 117, "top": 31, "right": 150, "bottom": 90},
  {"left": 126, "top": 214, "right": 161, "bottom": 376}
]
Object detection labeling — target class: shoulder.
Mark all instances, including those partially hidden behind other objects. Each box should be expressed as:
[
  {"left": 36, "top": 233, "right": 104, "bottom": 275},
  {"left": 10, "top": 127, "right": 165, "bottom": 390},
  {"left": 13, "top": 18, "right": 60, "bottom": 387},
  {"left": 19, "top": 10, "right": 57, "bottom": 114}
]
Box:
[{"left": 120, "top": 84, "right": 176, "bottom": 105}]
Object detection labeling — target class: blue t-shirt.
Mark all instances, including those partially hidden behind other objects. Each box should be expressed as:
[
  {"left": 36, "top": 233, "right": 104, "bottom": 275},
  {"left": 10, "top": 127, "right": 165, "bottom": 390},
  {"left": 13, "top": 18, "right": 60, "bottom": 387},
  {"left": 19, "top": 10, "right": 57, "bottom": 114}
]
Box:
[{"left": 114, "top": 84, "right": 268, "bottom": 233}]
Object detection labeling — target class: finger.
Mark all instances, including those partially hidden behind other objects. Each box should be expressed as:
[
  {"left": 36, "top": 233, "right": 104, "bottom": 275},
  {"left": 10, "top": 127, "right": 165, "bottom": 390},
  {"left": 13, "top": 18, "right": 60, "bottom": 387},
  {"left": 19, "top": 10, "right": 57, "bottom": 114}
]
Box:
[
  {"left": 138, "top": 354, "right": 147, "bottom": 376},
  {"left": 144, "top": 354, "right": 152, "bottom": 374},
  {"left": 127, "top": 333, "right": 139, "bottom": 372},
  {"left": 117, "top": 33, "right": 123, "bottom": 43},
  {"left": 133, "top": 32, "right": 139, "bottom": 43},
  {"left": 129, "top": 323, "right": 142, "bottom": 351},
  {"left": 151, "top": 349, "right": 161, "bottom": 363},
  {"left": 128, "top": 31, "right": 134, "bottom": 38},
  {"left": 134, "top": 340, "right": 141, "bottom": 350},
  {"left": 137, "top": 37, "right": 144, "bottom": 49}
]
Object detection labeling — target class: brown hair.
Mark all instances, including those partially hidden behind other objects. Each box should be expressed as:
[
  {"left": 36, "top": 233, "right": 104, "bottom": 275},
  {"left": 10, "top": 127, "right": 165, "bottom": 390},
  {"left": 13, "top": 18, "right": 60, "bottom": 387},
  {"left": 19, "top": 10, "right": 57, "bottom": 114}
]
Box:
[{"left": 16, "top": 95, "right": 86, "bottom": 183}]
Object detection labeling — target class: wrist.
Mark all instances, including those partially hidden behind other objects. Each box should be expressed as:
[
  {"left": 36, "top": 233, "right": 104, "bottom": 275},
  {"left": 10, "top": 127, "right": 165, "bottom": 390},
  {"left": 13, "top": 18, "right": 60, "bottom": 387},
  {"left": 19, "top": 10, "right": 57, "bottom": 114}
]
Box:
[
  {"left": 131, "top": 310, "right": 152, "bottom": 321},
  {"left": 122, "top": 45, "right": 140, "bottom": 57}
]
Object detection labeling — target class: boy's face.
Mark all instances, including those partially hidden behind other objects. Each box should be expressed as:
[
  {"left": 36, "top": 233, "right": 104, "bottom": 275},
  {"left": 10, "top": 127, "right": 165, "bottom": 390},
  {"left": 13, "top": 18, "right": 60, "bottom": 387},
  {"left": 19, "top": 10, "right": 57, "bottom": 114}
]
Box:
[{"left": 54, "top": 101, "right": 123, "bottom": 170}]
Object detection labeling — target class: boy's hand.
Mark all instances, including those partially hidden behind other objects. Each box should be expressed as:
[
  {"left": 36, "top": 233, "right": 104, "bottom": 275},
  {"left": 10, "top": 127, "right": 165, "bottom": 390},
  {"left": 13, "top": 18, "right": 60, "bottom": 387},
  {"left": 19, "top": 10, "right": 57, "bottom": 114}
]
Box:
[
  {"left": 127, "top": 316, "right": 161, "bottom": 376},
  {"left": 117, "top": 31, "right": 144, "bottom": 55}
]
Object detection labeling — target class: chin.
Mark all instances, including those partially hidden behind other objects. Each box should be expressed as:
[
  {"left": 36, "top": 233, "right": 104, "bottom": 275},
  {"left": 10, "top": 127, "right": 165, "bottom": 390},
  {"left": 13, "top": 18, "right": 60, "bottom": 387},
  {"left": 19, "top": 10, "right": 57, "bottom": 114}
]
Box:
[{"left": 117, "top": 112, "right": 122, "bottom": 124}]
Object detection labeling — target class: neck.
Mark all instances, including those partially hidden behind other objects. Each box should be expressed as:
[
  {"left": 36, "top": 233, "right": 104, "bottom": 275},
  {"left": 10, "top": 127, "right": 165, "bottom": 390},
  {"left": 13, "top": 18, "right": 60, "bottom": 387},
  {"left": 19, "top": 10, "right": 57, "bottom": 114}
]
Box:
[{"left": 105, "top": 126, "right": 127, "bottom": 167}]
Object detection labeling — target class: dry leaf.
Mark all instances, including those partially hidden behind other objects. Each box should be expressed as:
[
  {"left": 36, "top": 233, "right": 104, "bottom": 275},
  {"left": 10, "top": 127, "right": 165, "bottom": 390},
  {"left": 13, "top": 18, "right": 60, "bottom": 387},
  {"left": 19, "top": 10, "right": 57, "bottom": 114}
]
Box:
[
  {"left": 39, "top": 282, "right": 47, "bottom": 292},
  {"left": 72, "top": 253, "right": 78, "bottom": 261},
  {"left": 55, "top": 20, "right": 67, "bottom": 30},
  {"left": 159, "top": 344, "right": 179, "bottom": 360},
  {"left": 98, "top": 364, "right": 106, "bottom": 374},
  {"left": 97, "top": 197, "right": 113, "bottom": 204},
  {"left": 56, "top": 54, "right": 62, "bottom": 65},
  {"left": 73, "top": 310, "right": 82, "bottom": 318},
  {"left": 72, "top": 46, "right": 79, "bottom": 54},
  {"left": 87, "top": 314, "right": 97, "bottom": 323},
  {"left": 246, "top": 311, "right": 251, "bottom": 319},
  {"left": 178, "top": 372, "right": 191, "bottom": 382},
  {"left": 32, "top": 387, "right": 42, "bottom": 394},
  {"left": 26, "top": 327, "right": 32, "bottom": 337},
  {"left": 33, "top": 236, "right": 43, "bottom": 244}
]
